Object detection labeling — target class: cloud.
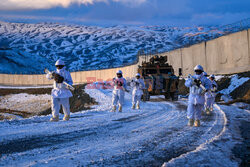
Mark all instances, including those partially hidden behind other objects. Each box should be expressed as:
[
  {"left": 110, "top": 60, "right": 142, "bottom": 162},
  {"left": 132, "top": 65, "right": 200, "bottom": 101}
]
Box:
[
  {"left": 0, "top": 14, "right": 69, "bottom": 22},
  {"left": 0, "top": 0, "right": 146, "bottom": 10},
  {"left": 190, "top": 12, "right": 250, "bottom": 25},
  {"left": 113, "top": 0, "right": 146, "bottom": 7},
  {"left": 0, "top": 0, "right": 248, "bottom": 26}
]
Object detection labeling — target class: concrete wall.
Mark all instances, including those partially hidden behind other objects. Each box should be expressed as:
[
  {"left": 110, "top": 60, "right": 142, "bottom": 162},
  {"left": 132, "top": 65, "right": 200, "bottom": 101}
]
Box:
[
  {"left": 0, "top": 29, "right": 249, "bottom": 86},
  {"left": 180, "top": 43, "right": 207, "bottom": 76},
  {"left": 167, "top": 49, "right": 182, "bottom": 75},
  {"left": 0, "top": 62, "right": 139, "bottom": 86},
  {"left": 205, "top": 30, "right": 250, "bottom": 74},
  {"left": 166, "top": 29, "right": 250, "bottom": 76}
]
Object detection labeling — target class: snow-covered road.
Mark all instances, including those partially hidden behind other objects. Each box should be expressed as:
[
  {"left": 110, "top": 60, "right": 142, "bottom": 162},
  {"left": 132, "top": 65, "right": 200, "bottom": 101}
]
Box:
[{"left": 0, "top": 87, "right": 246, "bottom": 166}]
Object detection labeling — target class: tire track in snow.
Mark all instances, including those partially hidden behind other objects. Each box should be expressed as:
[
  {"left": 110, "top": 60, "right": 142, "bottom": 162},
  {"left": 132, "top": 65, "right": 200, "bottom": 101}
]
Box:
[
  {"left": 0, "top": 100, "right": 168, "bottom": 156},
  {"left": 36, "top": 106, "right": 177, "bottom": 166},
  {"left": 0, "top": 99, "right": 174, "bottom": 166},
  {"left": 1, "top": 101, "right": 224, "bottom": 167},
  {"left": 162, "top": 103, "right": 228, "bottom": 166},
  {"left": 84, "top": 101, "right": 225, "bottom": 167}
]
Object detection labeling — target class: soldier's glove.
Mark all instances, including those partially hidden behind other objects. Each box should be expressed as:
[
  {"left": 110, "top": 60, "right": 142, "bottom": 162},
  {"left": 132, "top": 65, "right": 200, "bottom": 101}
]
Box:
[
  {"left": 194, "top": 79, "right": 201, "bottom": 87},
  {"left": 54, "top": 73, "right": 64, "bottom": 83},
  {"left": 51, "top": 72, "right": 56, "bottom": 78}
]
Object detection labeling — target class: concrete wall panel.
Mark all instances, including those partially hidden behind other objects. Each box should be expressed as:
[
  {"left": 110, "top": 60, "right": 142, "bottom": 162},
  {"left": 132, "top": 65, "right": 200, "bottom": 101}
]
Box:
[
  {"left": 206, "top": 30, "right": 250, "bottom": 74},
  {"left": 192, "top": 43, "right": 206, "bottom": 71},
  {"left": 167, "top": 49, "right": 182, "bottom": 75},
  {"left": 181, "top": 47, "right": 194, "bottom": 76},
  {"left": 231, "top": 31, "right": 249, "bottom": 71},
  {"left": 249, "top": 29, "right": 250, "bottom": 61},
  {"left": 206, "top": 39, "right": 219, "bottom": 74}
]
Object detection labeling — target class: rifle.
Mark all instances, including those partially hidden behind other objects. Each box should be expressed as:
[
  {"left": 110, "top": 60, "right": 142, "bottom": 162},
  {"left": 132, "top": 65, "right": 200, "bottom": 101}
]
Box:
[
  {"left": 44, "top": 68, "right": 75, "bottom": 91},
  {"left": 131, "top": 79, "right": 144, "bottom": 89},
  {"left": 188, "top": 74, "right": 207, "bottom": 92},
  {"left": 113, "top": 78, "right": 129, "bottom": 92}
]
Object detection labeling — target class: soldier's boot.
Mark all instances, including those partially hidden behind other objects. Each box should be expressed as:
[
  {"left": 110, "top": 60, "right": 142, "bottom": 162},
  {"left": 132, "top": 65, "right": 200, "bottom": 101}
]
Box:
[
  {"left": 188, "top": 119, "right": 194, "bottom": 126},
  {"left": 136, "top": 103, "right": 140, "bottom": 109},
  {"left": 118, "top": 105, "right": 122, "bottom": 112},
  {"left": 50, "top": 116, "right": 59, "bottom": 122},
  {"left": 194, "top": 120, "right": 201, "bottom": 127},
  {"left": 111, "top": 105, "right": 116, "bottom": 112},
  {"left": 131, "top": 104, "right": 135, "bottom": 109},
  {"left": 63, "top": 115, "right": 70, "bottom": 121}
]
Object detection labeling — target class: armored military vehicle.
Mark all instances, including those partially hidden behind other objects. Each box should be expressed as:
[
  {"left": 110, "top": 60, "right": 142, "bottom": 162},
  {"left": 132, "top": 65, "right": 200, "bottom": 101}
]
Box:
[{"left": 138, "top": 55, "right": 180, "bottom": 101}]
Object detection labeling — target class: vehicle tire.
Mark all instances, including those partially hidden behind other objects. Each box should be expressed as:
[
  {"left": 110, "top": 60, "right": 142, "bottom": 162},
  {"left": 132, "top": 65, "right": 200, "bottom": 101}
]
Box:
[
  {"left": 142, "top": 90, "right": 150, "bottom": 101},
  {"left": 165, "top": 93, "right": 170, "bottom": 100},
  {"left": 172, "top": 91, "right": 179, "bottom": 101},
  {"left": 146, "top": 93, "right": 150, "bottom": 101}
]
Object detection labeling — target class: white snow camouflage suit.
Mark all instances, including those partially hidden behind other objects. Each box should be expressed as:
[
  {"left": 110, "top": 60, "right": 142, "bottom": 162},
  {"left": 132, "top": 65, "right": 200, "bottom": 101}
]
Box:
[
  {"left": 205, "top": 80, "right": 217, "bottom": 110},
  {"left": 131, "top": 78, "right": 145, "bottom": 106},
  {"left": 46, "top": 67, "right": 73, "bottom": 118},
  {"left": 112, "top": 77, "right": 127, "bottom": 107},
  {"left": 185, "top": 73, "right": 211, "bottom": 120}
]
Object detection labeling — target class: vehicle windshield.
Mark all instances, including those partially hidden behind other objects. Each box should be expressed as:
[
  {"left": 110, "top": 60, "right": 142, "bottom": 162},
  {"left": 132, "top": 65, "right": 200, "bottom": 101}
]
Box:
[
  {"left": 145, "top": 69, "right": 157, "bottom": 74},
  {"left": 159, "top": 69, "right": 172, "bottom": 74}
]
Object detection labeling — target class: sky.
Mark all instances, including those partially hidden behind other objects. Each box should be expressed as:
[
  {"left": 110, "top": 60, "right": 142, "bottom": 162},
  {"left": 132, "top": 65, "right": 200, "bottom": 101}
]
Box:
[{"left": 0, "top": 0, "right": 249, "bottom": 26}]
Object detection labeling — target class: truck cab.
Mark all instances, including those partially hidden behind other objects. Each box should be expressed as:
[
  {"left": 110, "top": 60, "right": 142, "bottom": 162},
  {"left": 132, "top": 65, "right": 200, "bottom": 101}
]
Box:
[{"left": 138, "top": 55, "right": 179, "bottom": 101}]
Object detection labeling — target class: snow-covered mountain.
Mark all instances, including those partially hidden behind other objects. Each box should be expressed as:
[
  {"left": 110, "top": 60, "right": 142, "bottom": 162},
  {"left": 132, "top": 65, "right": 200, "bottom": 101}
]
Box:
[{"left": 0, "top": 21, "right": 244, "bottom": 73}]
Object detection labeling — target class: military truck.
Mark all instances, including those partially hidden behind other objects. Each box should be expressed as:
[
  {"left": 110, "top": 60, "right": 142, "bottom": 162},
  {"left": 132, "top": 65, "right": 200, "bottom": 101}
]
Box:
[{"left": 138, "top": 55, "right": 180, "bottom": 101}]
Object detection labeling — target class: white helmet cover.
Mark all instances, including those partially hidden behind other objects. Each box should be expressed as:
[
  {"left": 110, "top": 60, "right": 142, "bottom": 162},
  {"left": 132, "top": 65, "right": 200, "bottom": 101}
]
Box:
[
  {"left": 194, "top": 65, "right": 204, "bottom": 71},
  {"left": 55, "top": 59, "right": 65, "bottom": 66},
  {"left": 210, "top": 74, "right": 215, "bottom": 78},
  {"left": 135, "top": 73, "right": 140, "bottom": 77},
  {"left": 116, "top": 70, "right": 123, "bottom": 74}
]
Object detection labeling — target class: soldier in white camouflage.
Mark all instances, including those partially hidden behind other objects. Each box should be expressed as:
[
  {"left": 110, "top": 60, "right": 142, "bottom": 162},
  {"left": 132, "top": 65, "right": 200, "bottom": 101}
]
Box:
[{"left": 46, "top": 59, "right": 73, "bottom": 122}]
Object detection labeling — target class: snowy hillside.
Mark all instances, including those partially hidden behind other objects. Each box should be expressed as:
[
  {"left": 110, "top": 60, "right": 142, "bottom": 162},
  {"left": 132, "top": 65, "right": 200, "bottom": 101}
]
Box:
[
  {"left": 0, "top": 48, "right": 52, "bottom": 74},
  {"left": 0, "top": 21, "right": 244, "bottom": 73}
]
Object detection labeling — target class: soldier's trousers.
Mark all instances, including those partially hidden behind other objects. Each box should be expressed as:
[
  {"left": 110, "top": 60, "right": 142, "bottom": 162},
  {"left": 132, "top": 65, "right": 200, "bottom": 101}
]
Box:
[
  {"left": 51, "top": 97, "right": 70, "bottom": 117},
  {"left": 187, "top": 103, "right": 203, "bottom": 120}
]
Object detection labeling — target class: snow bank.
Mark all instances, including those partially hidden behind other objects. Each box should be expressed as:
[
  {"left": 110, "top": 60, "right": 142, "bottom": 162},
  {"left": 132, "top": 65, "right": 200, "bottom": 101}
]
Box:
[
  {"left": 219, "top": 75, "right": 249, "bottom": 95},
  {"left": 214, "top": 75, "right": 224, "bottom": 81}
]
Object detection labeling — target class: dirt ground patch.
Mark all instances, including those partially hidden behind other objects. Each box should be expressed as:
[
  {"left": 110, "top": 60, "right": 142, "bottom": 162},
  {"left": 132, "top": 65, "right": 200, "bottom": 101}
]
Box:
[
  {"left": 0, "top": 109, "right": 32, "bottom": 118},
  {"left": 0, "top": 87, "right": 53, "bottom": 96},
  {"left": 230, "top": 80, "right": 250, "bottom": 100}
]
